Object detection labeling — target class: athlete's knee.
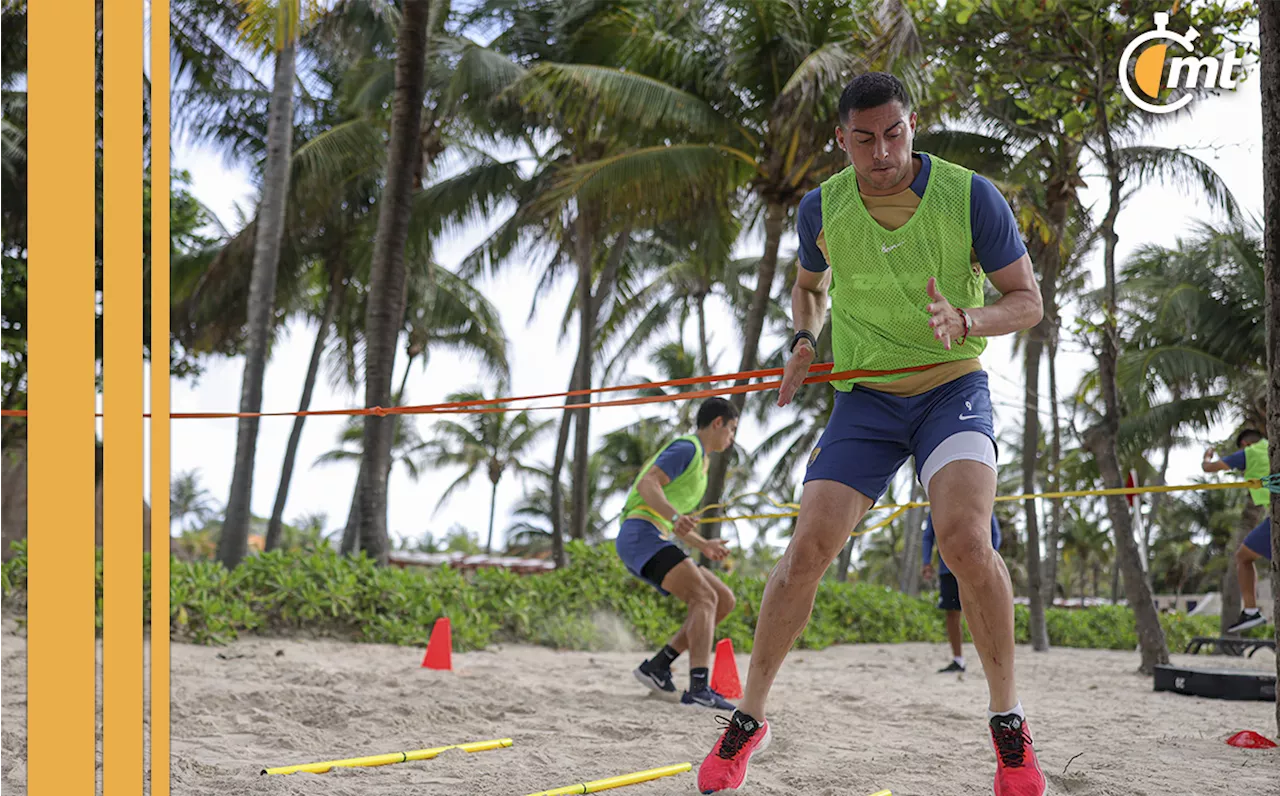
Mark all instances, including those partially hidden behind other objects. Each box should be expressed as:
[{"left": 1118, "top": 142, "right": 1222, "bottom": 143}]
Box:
[
  {"left": 781, "top": 534, "right": 842, "bottom": 584},
  {"left": 1236, "top": 544, "right": 1261, "bottom": 564},
  {"left": 715, "top": 584, "right": 737, "bottom": 619},
  {"left": 686, "top": 578, "right": 719, "bottom": 612},
  {"left": 935, "top": 519, "right": 994, "bottom": 577}
]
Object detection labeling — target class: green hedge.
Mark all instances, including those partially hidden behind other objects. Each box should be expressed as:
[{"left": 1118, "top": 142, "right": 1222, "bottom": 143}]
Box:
[{"left": 0, "top": 540, "right": 1263, "bottom": 652}]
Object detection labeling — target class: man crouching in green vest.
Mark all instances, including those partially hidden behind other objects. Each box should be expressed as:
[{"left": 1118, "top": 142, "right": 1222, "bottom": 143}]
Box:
[
  {"left": 1202, "top": 428, "right": 1273, "bottom": 633},
  {"left": 617, "top": 397, "right": 740, "bottom": 711}
]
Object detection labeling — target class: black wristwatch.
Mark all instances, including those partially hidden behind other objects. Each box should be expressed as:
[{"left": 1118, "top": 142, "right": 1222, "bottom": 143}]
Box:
[{"left": 790, "top": 330, "right": 817, "bottom": 353}]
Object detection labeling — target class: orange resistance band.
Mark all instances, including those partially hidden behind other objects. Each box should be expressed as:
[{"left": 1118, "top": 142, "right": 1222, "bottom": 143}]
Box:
[{"left": 0, "top": 361, "right": 940, "bottom": 419}]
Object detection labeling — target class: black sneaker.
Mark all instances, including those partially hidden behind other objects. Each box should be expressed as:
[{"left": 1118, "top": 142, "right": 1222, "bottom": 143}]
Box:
[
  {"left": 1226, "top": 609, "right": 1267, "bottom": 634},
  {"left": 633, "top": 661, "right": 678, "bottom": 698},
  {"left": 681, "top": 685, "right": 737, "bottom": 711},
  {"left": 937, "top": 660, "right": 965, "bottom": 673}
]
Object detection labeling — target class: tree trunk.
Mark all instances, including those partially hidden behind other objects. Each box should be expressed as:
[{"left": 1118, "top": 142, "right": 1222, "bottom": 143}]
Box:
[
  {"left": 898, "top": 475, "right": 924, "bottom": 595},
  {"left": 1110, "top": 555, "right": 1121, "bottom": 605},
  {"left": 567, "top": 224, "right": 627, "bottom": 543},
  {"left": 702, "top": 201, "right": 788, "bottom": 532},
  {"left": 1042, "top": 339, "right": 1062, "bottom": 607},
  {"left": 340, "top": 469, "right": 362, "bottom": 555},
  {"left": 1028, "top": 140, "right": 1075, "bottom": 609},
  {"left": 1023, "top": 337, "right": 1049, "bottom": 650},
  {"left": 1090, "top": 103, "right": 1168, "bottom": 673},
  {"left": 265, "top": 267, "right": 345, "bottom": 552},
  {"left": 353, "top": 0, "right": 431, "bottom": 565},
  {"left": 1258, "top": 0, "right": 1280, "bottom": 735},
  {"left": 216, "top": 39, "right": 296, "bottom": 569},
  {"left": 570, "top": 242, "right": 592, "bottom": 541},
  {"left": 1221, "top": 502, "right": 1265, "bottom": 637},
  {"left": 486, "top": 478, "right": 499, "bottom": 554},
  {"left": 549, "top": 365, "right": 578, "bottom": 568},
  {"left": 697, "top": 290, "right": 710, "bottom": 374}
]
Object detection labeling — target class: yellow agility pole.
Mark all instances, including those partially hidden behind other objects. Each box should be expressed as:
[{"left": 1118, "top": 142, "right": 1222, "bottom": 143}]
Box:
[
  {"left": 865, "top": 791, "right": 892, "bottom": 796},
  {"left": 524, "top": 762, "right": 693, "bottom": 795},
  {"left": 261, "top": 737, "right": 513, "bottom": 775}
]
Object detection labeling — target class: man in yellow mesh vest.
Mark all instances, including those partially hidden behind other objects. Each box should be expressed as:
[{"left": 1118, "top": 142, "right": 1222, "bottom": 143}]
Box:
[
  {"left": 1202, "top": 428, "right": 1273, "bottom": 633},
  {"left": 700, "top": 73, "right": 1046, "bottom": 796},
  {"left": 616, "top": 397, "right": 740, "bottom": 710}
]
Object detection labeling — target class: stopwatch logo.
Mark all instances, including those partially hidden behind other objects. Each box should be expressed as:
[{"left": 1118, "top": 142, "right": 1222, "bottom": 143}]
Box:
[{"left": 1118, "top": 12, "right": 1246, "bottom": 115}]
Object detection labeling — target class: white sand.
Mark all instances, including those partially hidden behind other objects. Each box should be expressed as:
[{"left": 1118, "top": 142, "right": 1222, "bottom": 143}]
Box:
[{"left": 3, "top": 619, "right": 1277, "bottom": 795}]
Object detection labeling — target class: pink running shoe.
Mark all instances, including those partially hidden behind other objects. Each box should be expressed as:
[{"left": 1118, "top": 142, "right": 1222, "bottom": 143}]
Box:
[
  {"left": 697, "top": 711, "right": 771, "bottom": 793},
  {"left": 989, "top": 713, "right": 1047, "bottom": 796}
]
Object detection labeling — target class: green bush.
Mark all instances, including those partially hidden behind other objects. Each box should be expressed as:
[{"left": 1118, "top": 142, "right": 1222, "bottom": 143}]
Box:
[{"left": 0, "top": 540, "right": 1266, "bottom": 653}]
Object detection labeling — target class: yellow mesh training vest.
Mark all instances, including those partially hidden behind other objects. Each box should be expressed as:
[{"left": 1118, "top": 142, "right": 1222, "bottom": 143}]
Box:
[{"left": 820, "top": 153, "right": 987, "bottom": 391}]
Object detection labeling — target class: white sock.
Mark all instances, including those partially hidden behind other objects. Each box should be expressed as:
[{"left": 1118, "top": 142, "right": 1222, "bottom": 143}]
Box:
[
  {"left": 987, "top": 701, "right": 1025, "bottom": 722},
  {"left": 1244, "top": 608, "right": 1261, "bottom": 615},
  {"left": 954, "top": 656, "right": 965, "bottom": 667}
]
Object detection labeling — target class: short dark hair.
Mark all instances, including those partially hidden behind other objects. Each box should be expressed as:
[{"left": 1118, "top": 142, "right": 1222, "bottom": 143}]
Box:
[
  {"left": 696, "top": 397, "right": 739, "bottom": 429},
  {"left": 1236, "top": 429, "right": 1263, "bottom": 447},
  {"left": 838, "top": 72, "right": 912, "bottom": 125}
]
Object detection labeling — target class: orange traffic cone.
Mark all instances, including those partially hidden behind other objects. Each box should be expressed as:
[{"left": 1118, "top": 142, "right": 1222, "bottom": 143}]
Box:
[
  {"left": 422, "top": 617, "right": 452, "bottom": 670},
  {"left": 710, "top": 638, "right": 742, "bottom": 699}
]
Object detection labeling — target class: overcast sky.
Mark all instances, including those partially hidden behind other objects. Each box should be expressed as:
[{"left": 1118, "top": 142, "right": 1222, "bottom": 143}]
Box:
[{"left": 151, "top": 22, "right": 1266, "bottom": 553}]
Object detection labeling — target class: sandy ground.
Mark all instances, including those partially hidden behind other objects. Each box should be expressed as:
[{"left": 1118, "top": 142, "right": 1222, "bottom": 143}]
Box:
[{"left": 2, "top": 619, "right": 1277, "bottom": 796}]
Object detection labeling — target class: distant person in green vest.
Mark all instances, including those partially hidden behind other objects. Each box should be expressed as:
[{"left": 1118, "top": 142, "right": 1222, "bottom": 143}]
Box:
[
  {"left": 616, "top": 397, "right": 740, "bottom": 711},
  {"left": 1202, "top": 428, "right": 1273, "bottom": 633}
]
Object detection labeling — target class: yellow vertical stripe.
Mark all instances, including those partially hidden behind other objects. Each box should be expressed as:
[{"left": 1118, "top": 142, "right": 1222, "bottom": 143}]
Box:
[
  {"left": 149, "top": 1, "right": 172, "bottom": 793},
  {"left": 103, "top": 0, "right": 146, "bottom": 794},
  {"left": 27, "top": 0, "right": 98, "bottom": 793}
]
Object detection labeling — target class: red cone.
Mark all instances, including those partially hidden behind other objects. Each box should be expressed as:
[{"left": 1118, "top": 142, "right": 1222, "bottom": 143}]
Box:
[
  {"left": 422, "top": 617, "right": 452, "bottom": 670},
  {"left": 710, "top": 638, "right": 742, "bottom": 699},
  {"left": 1226, "top": 730, "right": 1277, "bottom": 749}
]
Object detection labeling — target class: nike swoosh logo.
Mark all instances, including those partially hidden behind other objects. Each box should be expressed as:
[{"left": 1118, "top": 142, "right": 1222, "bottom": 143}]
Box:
[
  {"left": 882, "top": 242, "right": 904, "bottom": 253},
  {"left": 958, "top": 414, "right": 979, "bottom": 420}
]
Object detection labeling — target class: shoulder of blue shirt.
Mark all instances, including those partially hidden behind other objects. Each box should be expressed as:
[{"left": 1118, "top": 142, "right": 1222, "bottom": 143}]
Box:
[
  {"left": 652, "top": 439, "right": 697, "bottom": 480},
  {"left": 796, "top": 153, "right": 1028, "bottom": 275}
]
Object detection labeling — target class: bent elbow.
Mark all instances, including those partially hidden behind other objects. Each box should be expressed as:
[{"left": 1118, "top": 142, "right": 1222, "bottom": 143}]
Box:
[{"left": 1027, "top": 293, "right": 1045, "bottom": 328}]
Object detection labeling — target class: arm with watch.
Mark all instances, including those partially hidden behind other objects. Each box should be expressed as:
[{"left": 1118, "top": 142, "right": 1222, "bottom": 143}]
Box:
[{"left": 635, "top": 468, "right": 730, "bottom": 561}]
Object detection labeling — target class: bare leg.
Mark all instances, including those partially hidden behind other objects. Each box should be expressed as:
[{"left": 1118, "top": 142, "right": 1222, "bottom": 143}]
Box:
[
  {"left": 737, "top": 480, "right": 871, "bottom": 719},
  {"left": 946, "top": 610, "right": 965, "bottom": 659},
  {"left": 668, "top": 568, "right": 737, "bottom": 652},
  {"left": 1236, "top": 546, "right": 1262, "bottom": 610},
  {"left": 930, "top": 460, "right": 1017, "bottom": 714},
  {"left": 658, "top": 559, "right": 719, "bottom": 669}
]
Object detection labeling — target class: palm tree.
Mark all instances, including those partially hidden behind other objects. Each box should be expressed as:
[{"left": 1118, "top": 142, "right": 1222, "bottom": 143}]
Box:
[
  {"left": 315, "top": 406, "right": 429, "bottom": 554},
  {"left": 170, "top": 470, "right": 219, "bottom": 533},
  {"left": 424, "top": 391, "right": 552, "bottom": 553},
  {"left": 503, "top": 460, "right": 610, "bottom": 555},
  {"left": 216, "top": 0, "right": 322, "bottom": 569},
  {"left": 352, "top": 0, "right": 436, "bottom": 564},
  {"left": 594, "top": 206, "right": 746, "bottom": 382},
  {"left": 1057, "top": 512, "right": 1111, "bottom": 606},
  {"left": 537, "top": 0, "right": 924, "bottom": 531}
]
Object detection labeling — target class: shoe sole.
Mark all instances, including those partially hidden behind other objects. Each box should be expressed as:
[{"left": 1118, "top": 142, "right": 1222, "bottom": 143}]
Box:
[
  {"left": 1228, "top": 617, "right": 1267, "bottom": 633},
  {"left": 633, "top": 668, "right": 679, "bottom": 701},
  {"left": 700, "top": 724, "right": 771, "bottom": 794}
]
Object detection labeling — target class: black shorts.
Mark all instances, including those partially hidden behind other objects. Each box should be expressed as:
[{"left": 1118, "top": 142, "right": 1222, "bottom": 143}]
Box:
[
  {"left": 938, "top": 572, "right": 962, "bottom": 612},
  {"left": 640, "top": 544, "right": 689, "bottom": 593}
]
